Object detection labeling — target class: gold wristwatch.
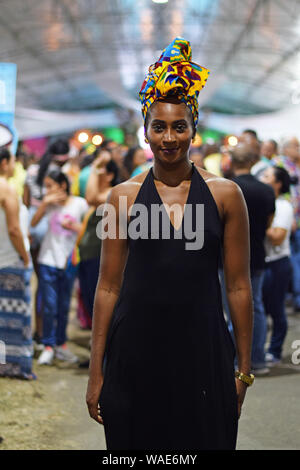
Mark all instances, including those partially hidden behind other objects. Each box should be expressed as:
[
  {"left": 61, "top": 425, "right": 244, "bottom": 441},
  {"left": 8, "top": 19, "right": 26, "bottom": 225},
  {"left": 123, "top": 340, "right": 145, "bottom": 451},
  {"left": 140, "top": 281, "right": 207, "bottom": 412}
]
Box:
[{"left": 235, "top": 370, "right": 255, "bottom": 386}]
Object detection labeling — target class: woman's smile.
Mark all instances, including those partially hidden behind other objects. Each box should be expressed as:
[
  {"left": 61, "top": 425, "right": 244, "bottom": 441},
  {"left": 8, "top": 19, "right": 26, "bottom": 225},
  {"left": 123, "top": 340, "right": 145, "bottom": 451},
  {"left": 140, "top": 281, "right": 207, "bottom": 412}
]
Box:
[{"left": 160, "top": 147, "right": 179, "bottom": 156}]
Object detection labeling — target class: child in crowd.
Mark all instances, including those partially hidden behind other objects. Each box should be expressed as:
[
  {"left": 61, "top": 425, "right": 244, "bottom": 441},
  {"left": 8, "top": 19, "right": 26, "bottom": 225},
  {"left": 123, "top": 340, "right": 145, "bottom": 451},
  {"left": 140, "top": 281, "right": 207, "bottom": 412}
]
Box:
[
  {"left": 31, "top": 169, "right": 88, "bottom": 365},
  {"left": 24, "top": 138, "right": 70, "bottom": 348}
]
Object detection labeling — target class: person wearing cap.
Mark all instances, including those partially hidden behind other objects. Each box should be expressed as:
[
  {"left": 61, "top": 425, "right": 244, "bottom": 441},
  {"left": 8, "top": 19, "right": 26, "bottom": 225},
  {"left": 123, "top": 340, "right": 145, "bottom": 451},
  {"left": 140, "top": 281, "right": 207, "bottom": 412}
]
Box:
[{"left": 87, "top": 38, "right": 253, "bottom": 450}]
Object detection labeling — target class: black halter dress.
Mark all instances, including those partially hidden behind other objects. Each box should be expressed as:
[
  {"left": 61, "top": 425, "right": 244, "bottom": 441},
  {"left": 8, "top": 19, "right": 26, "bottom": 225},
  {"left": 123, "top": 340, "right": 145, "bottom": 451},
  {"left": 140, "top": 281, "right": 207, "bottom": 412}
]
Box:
[{"left": 99, "top": 162, "right": 238, "bottom": 450}]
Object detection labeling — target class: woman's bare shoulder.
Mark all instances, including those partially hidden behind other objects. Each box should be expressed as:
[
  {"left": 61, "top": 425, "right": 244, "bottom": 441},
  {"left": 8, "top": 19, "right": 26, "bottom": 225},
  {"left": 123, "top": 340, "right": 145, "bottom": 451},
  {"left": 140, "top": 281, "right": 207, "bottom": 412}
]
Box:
[
  {"left": 0, "top": 177, "right": 16, "bottom": 202},
  {"left": 107, "top": 169, "right": 151, "bottom": 207},
  {"left": 195, "top": 165, "right": 242, "bottom": 196},
  {"left": 194, "top": 165, "right": 245, "bottom": 220}
]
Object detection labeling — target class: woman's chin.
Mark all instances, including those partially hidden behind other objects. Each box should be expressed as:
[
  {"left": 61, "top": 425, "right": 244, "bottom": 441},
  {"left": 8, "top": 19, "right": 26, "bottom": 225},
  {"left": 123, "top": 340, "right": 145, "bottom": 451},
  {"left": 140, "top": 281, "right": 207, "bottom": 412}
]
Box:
[{"left": 155, "top": 152, "right": 188, "bottom": 164}]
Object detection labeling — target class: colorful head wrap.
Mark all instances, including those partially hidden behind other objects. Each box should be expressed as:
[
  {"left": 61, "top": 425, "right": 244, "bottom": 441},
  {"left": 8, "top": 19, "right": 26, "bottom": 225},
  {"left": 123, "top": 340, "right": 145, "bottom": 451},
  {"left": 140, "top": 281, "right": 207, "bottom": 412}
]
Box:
[{"left": 139, "top": 37, "right": 210, "bottom": 130}]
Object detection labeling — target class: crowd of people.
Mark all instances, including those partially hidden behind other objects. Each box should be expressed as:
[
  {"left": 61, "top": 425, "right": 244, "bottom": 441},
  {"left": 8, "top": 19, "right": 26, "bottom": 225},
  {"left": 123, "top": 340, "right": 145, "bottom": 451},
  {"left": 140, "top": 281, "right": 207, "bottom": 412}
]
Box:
[{"left": 0, "top": 129, "right": 299, "bottom": 379}]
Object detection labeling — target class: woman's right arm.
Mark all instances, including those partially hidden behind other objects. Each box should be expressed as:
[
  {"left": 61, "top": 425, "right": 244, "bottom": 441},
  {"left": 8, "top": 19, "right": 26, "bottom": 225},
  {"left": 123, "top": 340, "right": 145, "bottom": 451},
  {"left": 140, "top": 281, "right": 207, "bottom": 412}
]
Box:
[
  {"left": 85, "top": 152, "right": 111, "bottom": 206},
  {"left": 30, "top": 200, "right": 48, "bottom": 227},
  {"left": 86, "top": 185, "right": 129, "bottom": 424},
  {"left": 23, "top": 183, "right": 31, "bottom": 208}
]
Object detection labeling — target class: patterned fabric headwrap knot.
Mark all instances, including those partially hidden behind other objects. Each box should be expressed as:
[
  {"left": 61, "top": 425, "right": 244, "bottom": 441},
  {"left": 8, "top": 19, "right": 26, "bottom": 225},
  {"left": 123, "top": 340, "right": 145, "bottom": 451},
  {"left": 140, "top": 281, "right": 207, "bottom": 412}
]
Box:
[{"left": 139, "top": 37, "right": 210, "bottom": 133}]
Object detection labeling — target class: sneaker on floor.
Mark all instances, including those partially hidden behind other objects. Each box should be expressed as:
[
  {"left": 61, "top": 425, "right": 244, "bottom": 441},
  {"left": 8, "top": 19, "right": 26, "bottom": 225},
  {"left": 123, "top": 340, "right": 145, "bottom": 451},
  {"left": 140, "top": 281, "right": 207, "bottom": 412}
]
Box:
[
  {"left": 55, "top": 345, "right": 78, "bottom": 363},
  {"left": 265, "top": 353, "right": 281, "bottom": 367},
  {"left": 251, "top": 366, "right": 270, "bottom": 376},
  {"left": 33, "top": 332, "right": 45, "bottom": 352},
  {"left": 37, "top": 346, "right": 54, "bottom": 365}
]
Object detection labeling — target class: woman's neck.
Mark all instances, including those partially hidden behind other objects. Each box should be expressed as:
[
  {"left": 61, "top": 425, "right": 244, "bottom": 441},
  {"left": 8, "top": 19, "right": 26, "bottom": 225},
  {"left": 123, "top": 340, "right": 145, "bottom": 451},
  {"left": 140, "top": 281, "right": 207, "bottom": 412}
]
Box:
[
  {"left": 233, "top": 168, "right": 251, "bottom": 176},
  {"left": 152, "top": 158, "right": 193, "bottom": 187},
  {"left": 59, "top": 194, "right": 71, "bottom": 206}
]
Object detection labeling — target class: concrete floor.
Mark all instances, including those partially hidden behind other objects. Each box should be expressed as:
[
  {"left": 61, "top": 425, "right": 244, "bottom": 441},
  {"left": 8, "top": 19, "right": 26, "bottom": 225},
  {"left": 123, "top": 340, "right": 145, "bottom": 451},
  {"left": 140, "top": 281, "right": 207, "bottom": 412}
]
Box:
[
  {"left": 65, "top": 308, "right": 300, "bottom": 450},
  {"left": 236, "top": 309, "right": 300, "bottom": 450}
]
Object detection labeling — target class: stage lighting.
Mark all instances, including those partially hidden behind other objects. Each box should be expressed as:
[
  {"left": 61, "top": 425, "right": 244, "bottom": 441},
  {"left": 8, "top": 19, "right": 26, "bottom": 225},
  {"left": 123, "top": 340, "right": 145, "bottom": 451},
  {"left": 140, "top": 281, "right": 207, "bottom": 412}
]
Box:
[
  {"left": 92, "top": 134, "right": 103, "bottom": 146},
  {"left": 228, "top": 135, "right": 238, "bottom": 147},
  {"left": 78, "top": 132, "right": 89, "bottom": 143}
]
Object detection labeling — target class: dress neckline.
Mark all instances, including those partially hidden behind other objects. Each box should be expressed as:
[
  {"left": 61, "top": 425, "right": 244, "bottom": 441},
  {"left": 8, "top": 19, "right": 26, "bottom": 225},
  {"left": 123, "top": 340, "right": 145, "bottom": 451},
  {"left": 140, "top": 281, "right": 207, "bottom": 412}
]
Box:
[{"left": 150, "top": 161, "right": 195, "bottom": 232}]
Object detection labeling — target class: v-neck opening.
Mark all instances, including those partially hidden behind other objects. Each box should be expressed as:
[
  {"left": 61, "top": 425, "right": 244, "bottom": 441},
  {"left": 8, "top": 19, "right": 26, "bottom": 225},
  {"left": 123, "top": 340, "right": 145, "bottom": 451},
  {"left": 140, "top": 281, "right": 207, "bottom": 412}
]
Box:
[{"left": 150, "top": 162, "right": 195, "bottom": 233}]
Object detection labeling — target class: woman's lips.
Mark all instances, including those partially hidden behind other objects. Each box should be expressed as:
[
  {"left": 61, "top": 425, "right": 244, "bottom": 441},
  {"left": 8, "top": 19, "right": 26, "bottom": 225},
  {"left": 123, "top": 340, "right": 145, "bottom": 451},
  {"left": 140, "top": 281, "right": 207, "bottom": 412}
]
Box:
[{"left": 161, "top": 147, "right": 179, "bottom": 155}]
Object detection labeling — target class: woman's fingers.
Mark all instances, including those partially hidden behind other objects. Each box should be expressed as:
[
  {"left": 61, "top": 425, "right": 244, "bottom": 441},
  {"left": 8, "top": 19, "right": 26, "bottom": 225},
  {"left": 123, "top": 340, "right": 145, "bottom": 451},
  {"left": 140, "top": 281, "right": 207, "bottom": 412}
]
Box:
[
  {"left": 94, "top": 153, "right": 111, "bottom": 169},
  {"left": 97, "top": 414, "right": 104, "bottom": 425},
  {"left": 235, "top": 379, "right": 247, "bottom": 420},
  {"left": 98, "top": 404, "right": 104, "bottom": 424},
  {"left": 87, "top": 402, "right": 103, "bottom": 425}
]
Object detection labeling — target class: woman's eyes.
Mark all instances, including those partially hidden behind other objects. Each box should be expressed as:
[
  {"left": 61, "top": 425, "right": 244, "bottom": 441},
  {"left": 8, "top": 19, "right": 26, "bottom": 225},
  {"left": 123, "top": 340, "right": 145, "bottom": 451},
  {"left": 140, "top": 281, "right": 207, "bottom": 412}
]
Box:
[
  {"left": 152, "top": 125, "right": 187, "bottom": 132},
  {"left": 176, "top": 125, "right": 186, "bottom": 132}
]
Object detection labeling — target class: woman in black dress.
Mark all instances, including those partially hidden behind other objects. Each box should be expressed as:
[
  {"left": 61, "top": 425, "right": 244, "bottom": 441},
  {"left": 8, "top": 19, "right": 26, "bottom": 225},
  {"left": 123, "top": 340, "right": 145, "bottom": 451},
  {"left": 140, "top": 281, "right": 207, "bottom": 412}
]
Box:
[{"left": 87, "top": 38, "right": 253, "bottom": 450}]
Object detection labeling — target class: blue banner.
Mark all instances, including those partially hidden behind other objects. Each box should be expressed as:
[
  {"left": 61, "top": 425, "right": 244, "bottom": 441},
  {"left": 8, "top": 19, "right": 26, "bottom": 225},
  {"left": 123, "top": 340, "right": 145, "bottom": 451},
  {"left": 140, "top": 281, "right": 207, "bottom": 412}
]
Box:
[{"left": 0, "top": 63, "right": 17, "bottom": 152}]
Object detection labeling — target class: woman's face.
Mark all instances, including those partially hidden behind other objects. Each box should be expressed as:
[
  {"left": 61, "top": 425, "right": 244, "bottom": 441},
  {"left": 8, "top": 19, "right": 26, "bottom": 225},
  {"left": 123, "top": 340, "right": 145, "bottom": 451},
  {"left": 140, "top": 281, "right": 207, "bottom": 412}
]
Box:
[
  {"left": 260, "top": 167, "right": 280, "bottom": 194},
  {"left": 260, "top": 166, "right": 275, "bottom": 185},
  {"left": 145, "top": 101, "right": 194, "bottom": 164},
  {"left": 261, "top": 141, "right": 275, "bottom": 160},
  {"left": 133, "top": 148, "right": 146, "bottom": 168},
  {"left": 44, "top": 176, "right": 65, "bottom": 194},
  {"left": 0, "top": 153, "right": 15, "bottom": 178},
  {"left": 52, "top": 154, "right": 69, "bottom": 166}
]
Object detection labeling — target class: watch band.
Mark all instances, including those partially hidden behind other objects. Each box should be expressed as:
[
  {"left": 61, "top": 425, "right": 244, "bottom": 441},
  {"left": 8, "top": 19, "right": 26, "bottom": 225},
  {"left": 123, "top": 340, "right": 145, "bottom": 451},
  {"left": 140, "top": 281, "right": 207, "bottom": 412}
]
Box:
[{"left": 235, "top": 370, "right": 255, "bottom": 386}]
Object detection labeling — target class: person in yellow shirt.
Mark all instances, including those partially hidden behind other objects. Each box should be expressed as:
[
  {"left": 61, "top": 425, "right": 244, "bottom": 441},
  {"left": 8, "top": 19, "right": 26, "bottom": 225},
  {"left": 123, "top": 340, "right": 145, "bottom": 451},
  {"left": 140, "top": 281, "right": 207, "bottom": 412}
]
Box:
[
  {"left": 9, "top": 158, "right": 27, "bottom": 197},
  {"left": 203, "top": 143, "right": 222, "bottom": 176}
]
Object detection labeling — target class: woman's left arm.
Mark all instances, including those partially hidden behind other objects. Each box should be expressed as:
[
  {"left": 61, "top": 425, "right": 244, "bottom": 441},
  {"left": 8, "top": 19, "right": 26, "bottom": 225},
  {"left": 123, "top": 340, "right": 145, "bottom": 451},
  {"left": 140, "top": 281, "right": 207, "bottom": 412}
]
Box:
[
  {"left": 85, "top": 153, "right": 111, "bottom": 206},
  {"left": 221, "top": 180, "right": 253, "bottom": 417},
  {"left": 266, "top": 227, "right": 287, "bottom": 246}
]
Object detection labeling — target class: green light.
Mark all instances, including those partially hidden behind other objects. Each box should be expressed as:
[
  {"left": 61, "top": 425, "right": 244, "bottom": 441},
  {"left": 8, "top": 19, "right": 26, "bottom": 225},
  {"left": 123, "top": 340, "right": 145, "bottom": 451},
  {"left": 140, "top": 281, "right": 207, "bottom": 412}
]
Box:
[{"left": 104, "top": 127, "right": 125, "bottom": 144}]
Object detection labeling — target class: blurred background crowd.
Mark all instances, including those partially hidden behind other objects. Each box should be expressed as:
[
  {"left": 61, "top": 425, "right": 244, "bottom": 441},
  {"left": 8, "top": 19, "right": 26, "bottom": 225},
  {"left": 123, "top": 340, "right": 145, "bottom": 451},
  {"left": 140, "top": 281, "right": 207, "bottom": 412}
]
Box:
[{"left": 1, "top": 127, "right": 300, "bottom": 380}]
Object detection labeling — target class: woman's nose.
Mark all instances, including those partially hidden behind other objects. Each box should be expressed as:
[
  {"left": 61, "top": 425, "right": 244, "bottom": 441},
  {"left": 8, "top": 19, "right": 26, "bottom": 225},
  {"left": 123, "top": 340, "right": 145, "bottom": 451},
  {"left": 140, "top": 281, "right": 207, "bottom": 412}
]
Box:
[{"left": 163, "top": 128, "right": 176, "bottom": 143}]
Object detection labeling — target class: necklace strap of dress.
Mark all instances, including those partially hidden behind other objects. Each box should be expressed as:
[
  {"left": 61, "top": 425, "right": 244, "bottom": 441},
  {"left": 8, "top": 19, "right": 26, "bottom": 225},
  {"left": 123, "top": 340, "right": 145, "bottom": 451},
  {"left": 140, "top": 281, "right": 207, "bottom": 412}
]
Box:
[{"left": 151, "top": 160, "right": 194, "bottom": 179}]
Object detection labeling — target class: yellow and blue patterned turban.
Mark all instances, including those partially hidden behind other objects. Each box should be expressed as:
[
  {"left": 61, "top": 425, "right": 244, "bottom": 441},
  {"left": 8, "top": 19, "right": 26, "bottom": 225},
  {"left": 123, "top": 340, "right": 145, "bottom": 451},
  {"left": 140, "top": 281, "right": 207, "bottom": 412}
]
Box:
[{"left": 139, "top": 37, "right": 210, "bottom": 129}]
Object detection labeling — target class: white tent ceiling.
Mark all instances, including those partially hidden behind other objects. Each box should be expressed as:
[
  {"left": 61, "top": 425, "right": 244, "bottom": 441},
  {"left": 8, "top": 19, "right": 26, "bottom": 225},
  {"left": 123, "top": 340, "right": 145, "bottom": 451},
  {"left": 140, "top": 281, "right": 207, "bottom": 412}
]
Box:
[{"left": 1, "top": 0, "right": 300, "bottom": 138}]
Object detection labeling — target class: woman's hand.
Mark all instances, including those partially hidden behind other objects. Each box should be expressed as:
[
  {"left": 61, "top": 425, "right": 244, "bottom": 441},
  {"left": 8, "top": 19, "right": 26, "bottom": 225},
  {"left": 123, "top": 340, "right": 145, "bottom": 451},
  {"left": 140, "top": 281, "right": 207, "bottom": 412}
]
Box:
[
  {"left": 292, "top": 218, "right": 298, "bottom": 234},
  {"left": 60, "top": 215, "right": 81, "bottom": 233},
  {"left": 92, "top": 151, "right": 111, "bottom": 175},
  {"left": 43, "top": 189, "right": 67, "bottom": 206},
  {"left": 22, "top": 252, "right": 30, "bottom": 268},
  {"left": 235, "top": 379, "right": 248, "bottom": 419},
  {"left": 86, "top": 377, "right": 104, "bottom": 425}
]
